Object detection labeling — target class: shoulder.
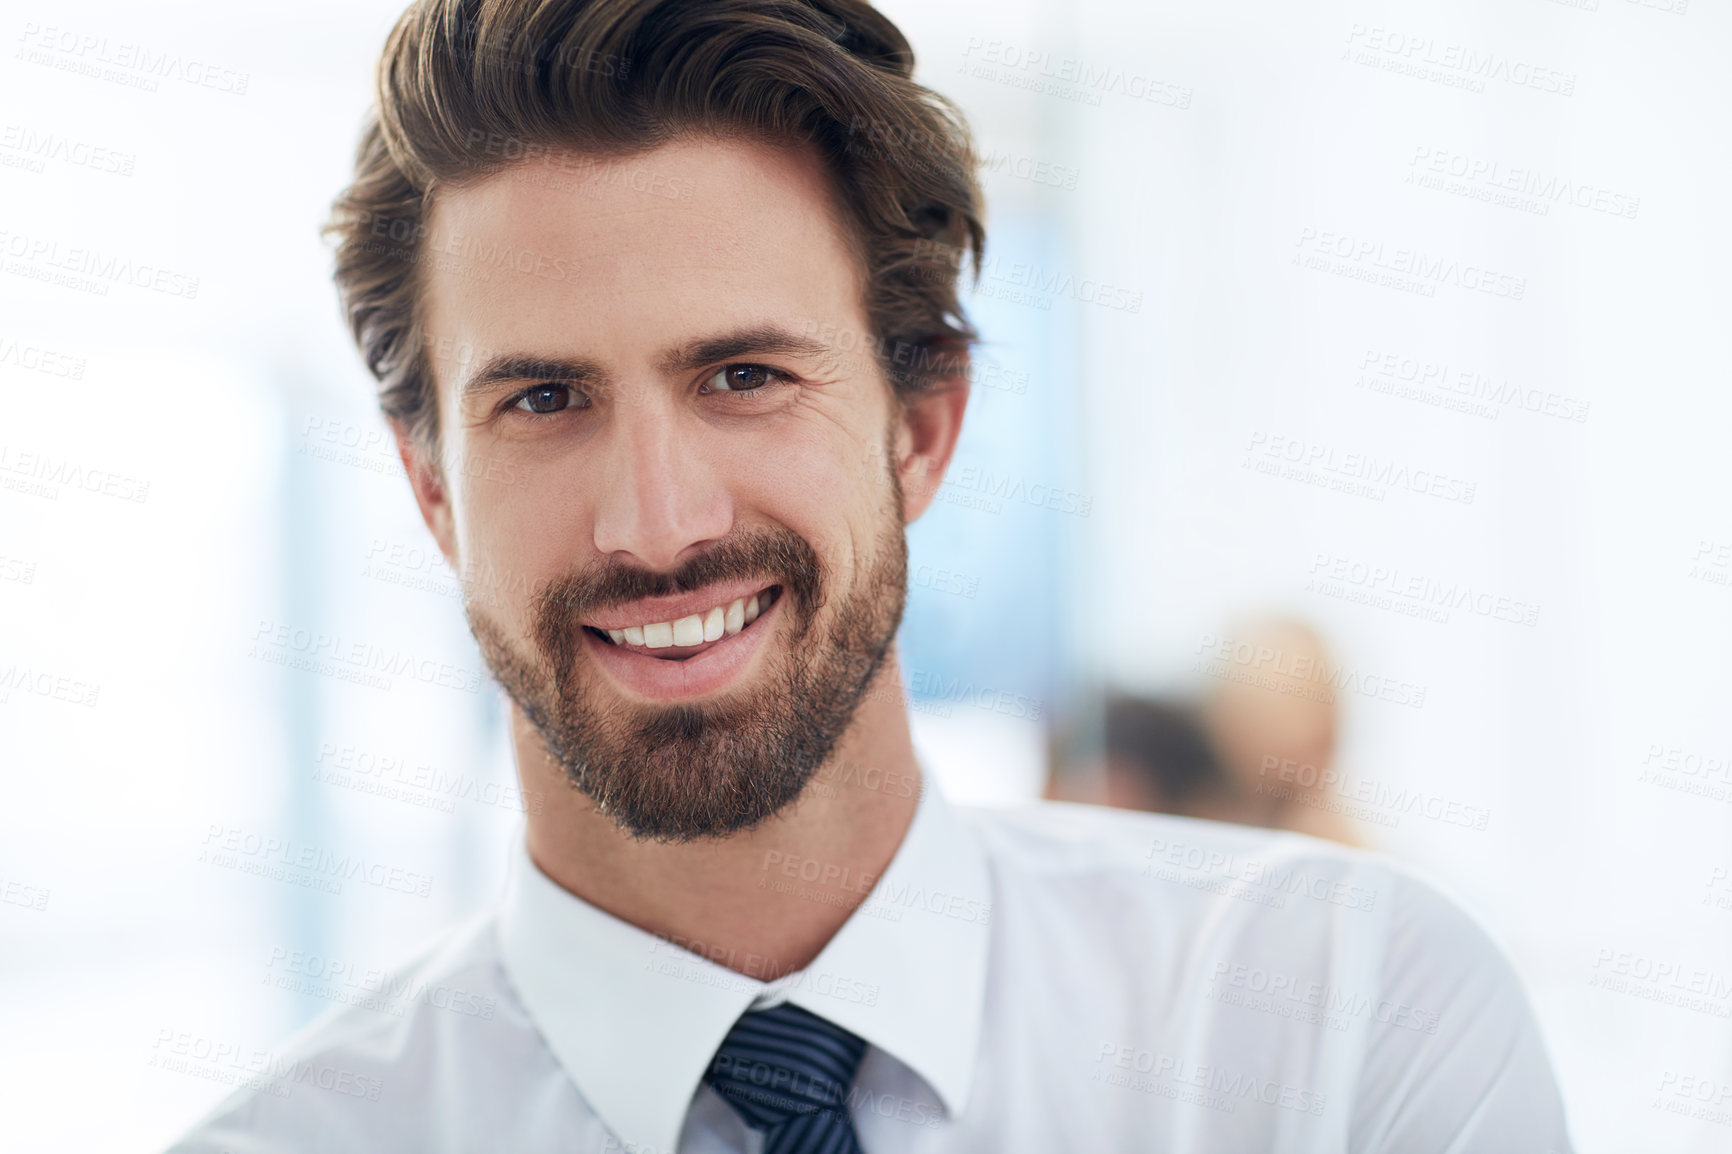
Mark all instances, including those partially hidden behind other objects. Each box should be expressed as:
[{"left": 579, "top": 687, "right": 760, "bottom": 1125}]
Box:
[
  {"left": 960, "top": 801, "right": 1537, "bottom": 1033},
  {"left": 165, "top": 913, "right": 560, "bottom": 1153},
  {"left": 961, "top": 801, "right": 1570, "bottom": 1150},
  {"left": 1346, "top": 866, "right": 1572, "bottom": 1151},
  {"left": 958, "top": 801, "right": 1393, "bottom": 998},
  {"left": 961, "top": 798, "right": 1390, "bottom": 903},
  {"left": 963, "top": 798, "right": 1511, "bottom": 965}
]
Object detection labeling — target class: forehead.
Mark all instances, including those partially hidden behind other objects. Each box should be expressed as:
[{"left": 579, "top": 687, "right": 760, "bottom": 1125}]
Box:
[{"left": 420, "top": 136, "right": 866, "bottom": 387}]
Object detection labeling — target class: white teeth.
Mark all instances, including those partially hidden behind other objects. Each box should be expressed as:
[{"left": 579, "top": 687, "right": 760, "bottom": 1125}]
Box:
[
  {"left": 606, "top": 590, "right": 771, "bottom": 650},
  {"left": 671, "top": 613, "right": 704, "bottom": 646}
]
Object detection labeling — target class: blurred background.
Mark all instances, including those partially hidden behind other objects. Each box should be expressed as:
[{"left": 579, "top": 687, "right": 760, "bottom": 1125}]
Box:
[{"left": 2, "top": 0, "right": 1729, "bottom": 1150}]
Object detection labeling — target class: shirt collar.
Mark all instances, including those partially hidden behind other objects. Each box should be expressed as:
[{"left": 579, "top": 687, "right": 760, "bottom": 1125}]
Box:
[{"left": 497, "top": 778, "right": 992, "bottom": 1154}]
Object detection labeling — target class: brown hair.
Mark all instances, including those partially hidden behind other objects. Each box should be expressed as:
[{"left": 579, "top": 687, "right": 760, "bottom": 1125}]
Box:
[{"left": 327, "top": 0, "right": 985, "bottom": 455}]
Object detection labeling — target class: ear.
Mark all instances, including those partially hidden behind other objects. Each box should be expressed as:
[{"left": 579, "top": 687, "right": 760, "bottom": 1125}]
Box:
[
  {"left": 894, "top": 366, "right": 970, "bottom": 523},
  {"left": 392, "top": 420, "right": 459, "bottom": 568}
]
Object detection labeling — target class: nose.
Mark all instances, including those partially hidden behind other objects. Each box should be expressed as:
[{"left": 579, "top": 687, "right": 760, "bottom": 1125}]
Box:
[{"left": 590, "top": 390, "right": 734, "bottom": 570}]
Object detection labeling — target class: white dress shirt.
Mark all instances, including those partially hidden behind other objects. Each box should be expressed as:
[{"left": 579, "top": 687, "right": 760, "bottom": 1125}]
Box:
[{"left": 168, "top": 778, "right": 1573, "bottom": 1153}]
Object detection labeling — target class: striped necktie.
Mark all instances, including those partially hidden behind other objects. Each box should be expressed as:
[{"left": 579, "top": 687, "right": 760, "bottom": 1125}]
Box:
[{"left": 703, "top": 1001, "right": 867, "bottom": 1153}]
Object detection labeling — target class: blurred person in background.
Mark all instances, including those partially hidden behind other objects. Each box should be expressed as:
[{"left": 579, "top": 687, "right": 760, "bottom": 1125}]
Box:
[
  {"left": 166, "top": 1, "right": 1568, "bottom": 1150},
  {"left": 1047, "top": 658, "right": 1360, "bottom": 847},
  {"left": 1045, "top": 693, "right": 1242, "bottom": 819},
  {"left": 1201, "top": 617, "right": 1362, "bottom": 846}
]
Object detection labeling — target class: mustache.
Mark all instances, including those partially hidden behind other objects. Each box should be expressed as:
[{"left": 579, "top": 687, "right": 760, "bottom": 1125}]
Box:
[{"left": 528, "top": 528, "right": 828, "bottom": 670}]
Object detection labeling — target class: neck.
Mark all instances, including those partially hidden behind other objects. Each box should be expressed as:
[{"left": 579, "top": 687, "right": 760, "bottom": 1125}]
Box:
[{"left": 513, "top": 648, "right": 922, "bottom": 981}]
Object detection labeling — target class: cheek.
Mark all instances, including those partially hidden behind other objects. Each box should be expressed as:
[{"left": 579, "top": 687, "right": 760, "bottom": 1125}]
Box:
[
  {"left": 723, "top": 422, "right": 891, "bottom": 562},
  {"left": 733, "top": 389, "right": 894, "bottom": 511},
  {"left": 450, "top": 473, "right": 580, "bottom": 614}
]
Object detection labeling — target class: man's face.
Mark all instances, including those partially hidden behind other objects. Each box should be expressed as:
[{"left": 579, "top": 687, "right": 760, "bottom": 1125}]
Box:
[{"left": 411, "top": 136, "right": 938, "bottom": 841}]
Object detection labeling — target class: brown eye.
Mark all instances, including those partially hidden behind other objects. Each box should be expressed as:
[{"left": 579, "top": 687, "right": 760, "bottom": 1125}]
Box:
[
  {"left": 706, "top": 364, "right": 778, "bottom": 392},
  {"left": 515, "top": 384, "right": 573, "bottom": 414}
]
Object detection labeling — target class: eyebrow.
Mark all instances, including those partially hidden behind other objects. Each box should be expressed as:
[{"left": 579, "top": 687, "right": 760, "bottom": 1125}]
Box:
[
  {"left": 456, "top": 324, "right": 838, "bottom": 403},
  {"left": 656, "top": 325, "right": 834, "bottom": 375},
  {"left": 458, "top": 354, "right": 606, "bottom": 401}
]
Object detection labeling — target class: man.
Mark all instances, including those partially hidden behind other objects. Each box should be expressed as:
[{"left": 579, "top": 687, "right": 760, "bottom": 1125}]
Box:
[
  {"left": 1046, "top": 692, "right": 1243, "bottom": 819},
  {"left": 172, "top": 0, "right": 1573, "bottom": 1150}
]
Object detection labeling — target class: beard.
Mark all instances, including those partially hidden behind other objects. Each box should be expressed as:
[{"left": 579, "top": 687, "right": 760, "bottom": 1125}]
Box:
[{"left": 466, "top": 472, "right": 909, "bottom": 843}]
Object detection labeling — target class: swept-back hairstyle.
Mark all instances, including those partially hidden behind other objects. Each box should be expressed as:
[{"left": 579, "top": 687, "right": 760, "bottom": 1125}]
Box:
[{"left": 328, "top": 0, "right": 985, "bottom": 453}]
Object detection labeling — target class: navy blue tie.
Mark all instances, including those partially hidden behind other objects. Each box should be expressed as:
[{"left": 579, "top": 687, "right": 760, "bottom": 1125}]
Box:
[{"left": 703, "top": 1001, "right": 867, "bottom": 1154}]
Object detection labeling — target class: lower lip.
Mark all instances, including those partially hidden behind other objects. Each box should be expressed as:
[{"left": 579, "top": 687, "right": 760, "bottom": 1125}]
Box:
[{"left": 581, "top": 593, "right": 784, "bottom": 702}]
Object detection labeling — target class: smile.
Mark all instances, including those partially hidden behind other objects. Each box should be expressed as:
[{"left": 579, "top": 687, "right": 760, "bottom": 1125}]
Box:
[
  {"left": 583, "top": 585, "right": 783, "bottom": 662},
  {"left": 578, "top": 580, "right": 787, "bottom": 702}
]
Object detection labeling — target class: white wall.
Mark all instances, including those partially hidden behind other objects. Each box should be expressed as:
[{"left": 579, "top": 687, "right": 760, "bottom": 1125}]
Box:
[
  {"left": 0, "top": 0, "right": 1726, "bottom": 1150},
  {"left": 896, "top": 0, "right": 1732, "bottom": 1148}
]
